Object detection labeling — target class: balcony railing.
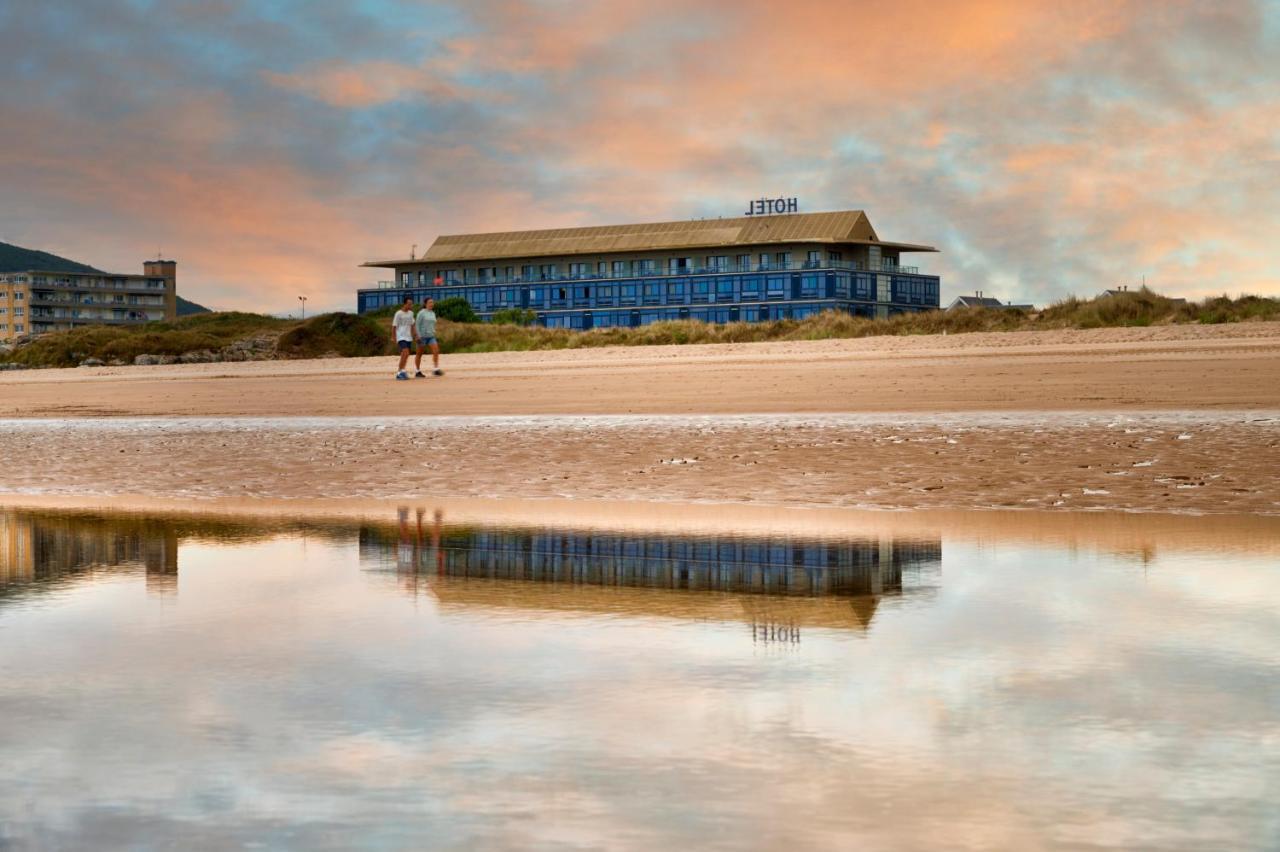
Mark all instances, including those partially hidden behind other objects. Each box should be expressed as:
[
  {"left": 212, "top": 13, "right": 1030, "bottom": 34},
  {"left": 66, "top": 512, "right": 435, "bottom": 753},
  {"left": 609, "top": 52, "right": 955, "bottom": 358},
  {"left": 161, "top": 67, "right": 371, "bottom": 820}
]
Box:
[{"left": 373, "top": 259, "right": 924, "bottom": 291}]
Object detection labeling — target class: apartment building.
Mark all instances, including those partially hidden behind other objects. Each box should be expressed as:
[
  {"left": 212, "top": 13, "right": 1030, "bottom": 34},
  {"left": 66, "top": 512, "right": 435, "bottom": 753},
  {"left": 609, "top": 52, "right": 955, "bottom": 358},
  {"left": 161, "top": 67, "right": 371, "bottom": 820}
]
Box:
[{"left": 0, "top": 260, "right": 176, "bottom": 341}]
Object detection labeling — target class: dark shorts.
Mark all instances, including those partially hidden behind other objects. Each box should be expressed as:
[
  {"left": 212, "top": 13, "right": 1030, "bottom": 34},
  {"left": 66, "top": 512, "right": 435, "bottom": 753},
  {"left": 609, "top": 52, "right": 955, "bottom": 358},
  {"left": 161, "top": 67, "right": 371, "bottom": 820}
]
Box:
[
  {"left": 397, "top": 339, "right": 412, "bottom": 351},
  {"left": 419, "top": 336, "right": 438, "bottom": 347}
]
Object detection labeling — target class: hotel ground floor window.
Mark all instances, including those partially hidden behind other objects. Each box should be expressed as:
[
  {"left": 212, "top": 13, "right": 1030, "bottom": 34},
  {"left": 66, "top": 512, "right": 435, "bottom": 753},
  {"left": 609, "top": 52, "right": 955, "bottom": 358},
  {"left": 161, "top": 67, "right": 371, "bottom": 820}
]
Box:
[
  {"left": 765, "top": 276, "right": 787, "bottom": 298},
  {"left": 716, "top": 278, "right": 735, "bottom": 301},
  {"left": 692, "top": 280, "right": 711, "bottom": 302}
]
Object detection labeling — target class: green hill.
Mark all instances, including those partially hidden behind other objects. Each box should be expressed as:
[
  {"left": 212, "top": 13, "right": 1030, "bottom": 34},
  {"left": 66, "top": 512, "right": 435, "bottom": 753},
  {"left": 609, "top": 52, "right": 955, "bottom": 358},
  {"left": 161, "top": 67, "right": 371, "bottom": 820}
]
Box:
[
  {"left": 177, "top": 295, "right": 212, "bottom": 315},
  {"left": 0, "top": 240, "right": 100, "bottom": 274}
]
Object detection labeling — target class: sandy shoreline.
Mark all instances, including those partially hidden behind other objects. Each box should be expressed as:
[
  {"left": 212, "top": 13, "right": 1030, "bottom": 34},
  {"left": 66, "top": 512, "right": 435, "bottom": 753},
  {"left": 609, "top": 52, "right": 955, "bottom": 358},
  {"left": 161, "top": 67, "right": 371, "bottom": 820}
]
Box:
[
  {"left": 2, "top": 324, "right": 1279, "bottom": 517},
  {"left": 4, "top": 322, "right": 1280, "bottom": 418}
]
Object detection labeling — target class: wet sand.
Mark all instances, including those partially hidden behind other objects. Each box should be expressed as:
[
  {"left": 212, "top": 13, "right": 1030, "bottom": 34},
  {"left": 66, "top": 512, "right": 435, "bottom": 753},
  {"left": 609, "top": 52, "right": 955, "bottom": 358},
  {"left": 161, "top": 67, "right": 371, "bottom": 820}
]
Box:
[
  {"left": 4, "top": 493, "right": 1279, "bottom": 558},
  {"left": 2, "top": 323, "right": 1278, "bottom": 515}
]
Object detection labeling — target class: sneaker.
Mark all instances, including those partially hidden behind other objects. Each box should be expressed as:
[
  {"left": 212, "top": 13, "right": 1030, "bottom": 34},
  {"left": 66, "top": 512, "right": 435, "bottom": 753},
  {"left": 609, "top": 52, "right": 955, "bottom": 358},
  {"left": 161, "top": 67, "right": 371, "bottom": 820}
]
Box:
[
  {"left": 433, "top": 369, "right": 444, "bottom": 376},
  {"left": 395, "top": 371, "right": 409, "bottom": 381},
  {"left": 414, "top": 371, "right": 426, "bottom": 378}
]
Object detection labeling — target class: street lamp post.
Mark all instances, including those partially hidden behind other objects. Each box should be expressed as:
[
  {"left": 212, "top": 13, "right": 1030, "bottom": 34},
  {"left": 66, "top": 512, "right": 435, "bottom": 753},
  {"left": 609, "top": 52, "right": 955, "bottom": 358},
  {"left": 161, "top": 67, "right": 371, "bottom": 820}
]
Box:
[{"left": 298, "top": 295, "right": 307, "bottom": 319}]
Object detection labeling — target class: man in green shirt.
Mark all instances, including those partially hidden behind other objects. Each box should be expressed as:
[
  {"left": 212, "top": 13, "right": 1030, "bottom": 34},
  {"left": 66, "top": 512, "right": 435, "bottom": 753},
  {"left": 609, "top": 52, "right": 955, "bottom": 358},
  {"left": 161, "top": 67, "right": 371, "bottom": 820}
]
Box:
[{"left": 414, "top": 297, "right": 443, "bottom": 378}]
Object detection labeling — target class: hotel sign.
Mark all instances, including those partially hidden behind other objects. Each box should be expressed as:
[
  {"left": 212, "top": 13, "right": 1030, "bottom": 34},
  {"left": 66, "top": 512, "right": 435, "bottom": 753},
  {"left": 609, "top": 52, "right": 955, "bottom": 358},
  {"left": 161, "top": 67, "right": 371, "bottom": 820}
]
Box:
[{"left": 744, "top": 197, "right": 799, "bottom": 216}]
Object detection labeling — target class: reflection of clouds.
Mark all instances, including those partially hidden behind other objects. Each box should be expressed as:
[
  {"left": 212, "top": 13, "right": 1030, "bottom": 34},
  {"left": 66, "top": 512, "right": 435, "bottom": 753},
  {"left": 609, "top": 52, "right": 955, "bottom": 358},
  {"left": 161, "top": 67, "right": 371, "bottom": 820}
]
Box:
[{"left": 0, "top": 517, "right": 1277, "bottom": 848}]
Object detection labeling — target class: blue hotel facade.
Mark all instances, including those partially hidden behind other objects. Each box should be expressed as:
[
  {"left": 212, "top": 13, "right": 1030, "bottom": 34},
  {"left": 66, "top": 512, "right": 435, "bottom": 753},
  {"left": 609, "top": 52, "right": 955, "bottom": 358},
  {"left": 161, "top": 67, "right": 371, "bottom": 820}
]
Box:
[{"left": 359, "top": 209, "right": 941, "bottom": 328}]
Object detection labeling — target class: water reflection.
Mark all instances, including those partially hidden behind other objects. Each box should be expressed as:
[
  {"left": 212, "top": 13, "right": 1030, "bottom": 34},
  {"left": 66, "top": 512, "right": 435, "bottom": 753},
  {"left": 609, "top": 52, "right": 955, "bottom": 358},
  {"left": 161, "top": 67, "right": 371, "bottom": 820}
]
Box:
[
  {"left": 358, "top": 507, "right": 940, "bottom": 636},
  {"left": 1, "top": 505, "right": 1277, "bottom": 850}
]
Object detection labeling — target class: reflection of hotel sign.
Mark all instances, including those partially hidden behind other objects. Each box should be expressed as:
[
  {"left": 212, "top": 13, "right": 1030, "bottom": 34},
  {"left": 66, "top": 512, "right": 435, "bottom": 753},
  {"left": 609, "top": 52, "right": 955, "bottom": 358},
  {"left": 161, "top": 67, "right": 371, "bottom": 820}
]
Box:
[{"left": 744, "top": 197, "right": 799, "bottom": 216}]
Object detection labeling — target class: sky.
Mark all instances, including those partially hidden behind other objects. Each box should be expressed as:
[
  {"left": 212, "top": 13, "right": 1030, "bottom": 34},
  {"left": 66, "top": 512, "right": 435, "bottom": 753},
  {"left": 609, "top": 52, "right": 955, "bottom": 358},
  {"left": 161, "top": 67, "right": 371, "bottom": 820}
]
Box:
[{"left": 1, "top": 0, "right": 1278, "bottom": 313}]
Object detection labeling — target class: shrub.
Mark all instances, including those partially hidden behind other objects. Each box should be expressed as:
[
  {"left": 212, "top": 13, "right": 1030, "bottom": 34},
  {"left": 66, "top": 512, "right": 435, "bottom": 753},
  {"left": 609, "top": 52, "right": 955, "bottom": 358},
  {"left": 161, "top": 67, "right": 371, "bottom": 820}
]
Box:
[
  {"left": 434, "top": 297, "right": 479, "bottom": 323},
  {"left": 489, "top": 308, "right": 538, "bottom": 326}
]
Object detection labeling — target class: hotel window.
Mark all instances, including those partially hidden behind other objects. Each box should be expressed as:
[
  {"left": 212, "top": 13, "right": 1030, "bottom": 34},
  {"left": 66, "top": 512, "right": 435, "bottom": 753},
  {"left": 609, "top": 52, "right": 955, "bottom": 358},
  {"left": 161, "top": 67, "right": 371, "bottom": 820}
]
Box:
[
  {"left": 504, "top": 266, "right": 514, "bottom": 282},
  {"left": 401, "top": 272, "right": 411, "bottom": 285},
  {"left": 828, "top": 251, "right": 843, "bottom": 263},
  {"left": 439, "top": 269, "right": 456, "bottom": 284},
  {"left": 735, "top": 254, "right": 750, "bottom": 272},
  {"left": 807, "top": 251, "right": 821, "bottom": 268},
  {"left": 636, "top": 259, "right": 656, "bottom": 274},
  {"left": 775, "top": 252, "right": 792, "bottom": 269},
  {"left": 611, "top": 260, "right": 629, "bottom": 276},
  {"left": 707, "top": 255, "right": 728, "bottom": 271},
  {"left": 418, "top": 271, "right": 426, "bottom": 285},
  {"left": 692, "top": 280, "right": 711, "bottom": 302},
  {"left": 521, "top": 265, "right": 533, "bottom": 281},
  {"left": 597, "top": 262, "right": 607, "bottom": 276},
  {"left": 668, "top": 257, "right": 691, "bottom": 274},
  {"left": 758, "top": 253, "right": 770, "bottom": 270},
  {"left": 716, "top": 279, "right": 735, "bottom": 300},
  {"left": 568, "top": 263, "right": 590, "bottom": 278}
]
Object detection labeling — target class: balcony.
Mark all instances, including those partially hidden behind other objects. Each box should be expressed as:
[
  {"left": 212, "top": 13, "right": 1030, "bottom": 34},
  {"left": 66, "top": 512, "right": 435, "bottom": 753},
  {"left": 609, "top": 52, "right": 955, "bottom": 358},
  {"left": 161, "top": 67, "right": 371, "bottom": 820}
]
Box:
[{"left": 371, "top": 259, "right": 926, "bottom": 292}]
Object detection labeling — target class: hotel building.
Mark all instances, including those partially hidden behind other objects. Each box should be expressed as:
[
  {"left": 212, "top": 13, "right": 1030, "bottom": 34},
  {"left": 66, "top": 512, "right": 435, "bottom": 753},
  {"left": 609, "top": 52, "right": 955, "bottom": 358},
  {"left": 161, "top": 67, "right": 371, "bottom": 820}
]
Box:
[
  {"left": 359, "top": 210, "right": 940, "bottom": 328},
  {"left": 0, "top": 260, "right": 177, "bottom": 341}
]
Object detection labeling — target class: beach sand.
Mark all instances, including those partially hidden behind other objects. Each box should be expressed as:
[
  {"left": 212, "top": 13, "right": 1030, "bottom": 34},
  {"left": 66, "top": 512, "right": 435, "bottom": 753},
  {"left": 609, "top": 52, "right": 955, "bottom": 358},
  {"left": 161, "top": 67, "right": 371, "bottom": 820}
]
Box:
[{"left": 2, "top": 323, "right": 1279, "bottom": 515}]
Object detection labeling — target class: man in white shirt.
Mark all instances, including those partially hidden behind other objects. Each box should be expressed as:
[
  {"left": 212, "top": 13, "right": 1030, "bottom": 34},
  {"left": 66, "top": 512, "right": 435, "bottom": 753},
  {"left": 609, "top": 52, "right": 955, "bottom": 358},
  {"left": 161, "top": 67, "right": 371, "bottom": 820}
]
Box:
[{"left": 391, "top": 296, "right": 416, "bottom": 380}]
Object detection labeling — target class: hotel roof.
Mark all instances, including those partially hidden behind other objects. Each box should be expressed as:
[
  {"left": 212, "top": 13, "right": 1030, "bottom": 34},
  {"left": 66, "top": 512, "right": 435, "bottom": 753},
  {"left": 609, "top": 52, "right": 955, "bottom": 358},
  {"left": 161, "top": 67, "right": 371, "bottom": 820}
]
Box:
[{"left": 363, "top": 210, "right": 938, "bottom": 267}]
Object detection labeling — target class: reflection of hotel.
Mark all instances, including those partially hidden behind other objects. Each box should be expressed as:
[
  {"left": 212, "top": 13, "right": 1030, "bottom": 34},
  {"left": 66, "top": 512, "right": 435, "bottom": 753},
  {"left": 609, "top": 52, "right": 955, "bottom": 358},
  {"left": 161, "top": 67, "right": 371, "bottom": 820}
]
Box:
[
  {"left": 361, "top": 521, "right": 942, "bottom": 633},
  {"left": 359, "top": 209, "right": 941, "bottom": 327},
  {"left": 0, "top": 510, "right": 179, "bottom": 594}
]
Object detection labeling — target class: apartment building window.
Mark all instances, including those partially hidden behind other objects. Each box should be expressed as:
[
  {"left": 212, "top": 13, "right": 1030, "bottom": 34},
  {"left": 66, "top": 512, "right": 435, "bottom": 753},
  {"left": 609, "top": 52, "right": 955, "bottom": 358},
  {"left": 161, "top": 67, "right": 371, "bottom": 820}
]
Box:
[
  {"left": 13, "top": 291, "right": 23, "bottom": 300},
  {"left": 14, "top": 307, "right": 23, "bottom": 316},
  {"left": 14, "top": 324, "right": 22, "bottom": 332}
]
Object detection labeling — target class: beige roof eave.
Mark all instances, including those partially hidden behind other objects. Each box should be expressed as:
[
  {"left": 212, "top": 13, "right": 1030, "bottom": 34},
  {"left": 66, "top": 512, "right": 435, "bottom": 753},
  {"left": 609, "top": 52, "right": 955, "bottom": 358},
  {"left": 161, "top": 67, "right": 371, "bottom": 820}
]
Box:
[{"left": 362, "top": 210, "right": 938, "bottom": 267}]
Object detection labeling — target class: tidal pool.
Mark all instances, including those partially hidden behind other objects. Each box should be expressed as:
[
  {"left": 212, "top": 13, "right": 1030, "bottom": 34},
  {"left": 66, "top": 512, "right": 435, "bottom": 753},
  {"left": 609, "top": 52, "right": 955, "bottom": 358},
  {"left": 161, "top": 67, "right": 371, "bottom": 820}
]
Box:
[{"left": 0, "top": 506, "right": 1277, "bottom": 850}]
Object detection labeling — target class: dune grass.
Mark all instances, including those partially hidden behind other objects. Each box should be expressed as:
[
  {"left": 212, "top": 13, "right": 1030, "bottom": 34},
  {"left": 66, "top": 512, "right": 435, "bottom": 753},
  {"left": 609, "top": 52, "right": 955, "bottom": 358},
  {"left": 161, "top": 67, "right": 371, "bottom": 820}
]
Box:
[{"left": 3, "top": 289, "right": 1277, "bottom": 368}]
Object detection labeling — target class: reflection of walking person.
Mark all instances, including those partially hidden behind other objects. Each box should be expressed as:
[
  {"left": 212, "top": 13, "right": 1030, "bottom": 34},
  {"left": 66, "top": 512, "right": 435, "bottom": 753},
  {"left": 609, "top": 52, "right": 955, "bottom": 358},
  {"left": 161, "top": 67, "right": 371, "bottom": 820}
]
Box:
[
  {"left": 414, "top": 298, "right": 443, "bottom": 378},
  {"left": 392, "top": 296, "right": 416, "bottom": 380}
]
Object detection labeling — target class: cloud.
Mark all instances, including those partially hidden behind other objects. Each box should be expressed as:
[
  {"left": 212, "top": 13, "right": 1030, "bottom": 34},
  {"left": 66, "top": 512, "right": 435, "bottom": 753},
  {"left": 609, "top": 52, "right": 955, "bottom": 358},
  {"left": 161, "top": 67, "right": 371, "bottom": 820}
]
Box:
[{"left": 0, "top": 0, "right": 1276, "bottom": 311}]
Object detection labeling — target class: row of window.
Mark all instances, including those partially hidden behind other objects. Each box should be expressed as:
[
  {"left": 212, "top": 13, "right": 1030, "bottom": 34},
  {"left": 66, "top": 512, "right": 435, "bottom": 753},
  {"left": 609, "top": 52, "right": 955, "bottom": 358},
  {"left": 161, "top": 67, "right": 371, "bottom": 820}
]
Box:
[
  {"left": 0, "top": 324, "right": 22, "bottom": 332},
  {"left": 18, "top": 277, "right": 166, "bottom": 290},
  {"left": 400, "top": 251, "right": 854, "bottom": 286},
  {"left": 540, "top": 302, "right": 863, "bottom": 329},
  {"left": 29, "top": 292, "right": 161, "bottom": 306},
  {"left": 364, "top": 272, "right": 940, "bottom": 313},
  {"left": 0, "top": 307, "right": 24, "bottom": 316}
]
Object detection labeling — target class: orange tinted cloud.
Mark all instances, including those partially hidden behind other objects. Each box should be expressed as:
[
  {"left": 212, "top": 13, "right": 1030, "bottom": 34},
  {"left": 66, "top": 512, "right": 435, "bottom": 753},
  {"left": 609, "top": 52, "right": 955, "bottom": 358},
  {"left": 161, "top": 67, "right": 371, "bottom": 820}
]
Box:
[{"left": 0, "top": 0, "right": 1276, "bottom": 311}]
